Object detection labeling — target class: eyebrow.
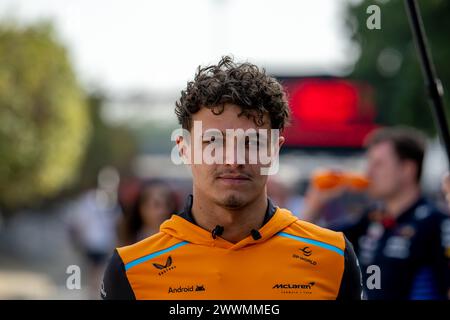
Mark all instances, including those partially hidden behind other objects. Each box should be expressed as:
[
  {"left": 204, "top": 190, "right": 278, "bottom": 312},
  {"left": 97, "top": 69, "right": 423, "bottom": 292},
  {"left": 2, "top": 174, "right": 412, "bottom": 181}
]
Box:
[{"left": 200, "top": 131, "right": 263, "bottom": 138}]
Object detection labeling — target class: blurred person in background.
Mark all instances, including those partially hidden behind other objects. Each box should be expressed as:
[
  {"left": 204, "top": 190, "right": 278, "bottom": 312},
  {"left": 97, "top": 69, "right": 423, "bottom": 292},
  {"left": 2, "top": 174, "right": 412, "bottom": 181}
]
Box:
[
  {"left": 117, "top": 179, "right": 179, "bottom": 246},
  {"left": 65, "top": 167, "right": 121, "bottom": 299},
  {"left": 441, "top": 173, "right": 450, "bottom": 210},
  {"left": 266, "top": 177, "right": 290, "bottom": 209},
  {"left": 303, "top": 126, "right": 450, "bottom": 300},
  {"left": 267, "top": 176, "right": 305, "bottom": 216}
]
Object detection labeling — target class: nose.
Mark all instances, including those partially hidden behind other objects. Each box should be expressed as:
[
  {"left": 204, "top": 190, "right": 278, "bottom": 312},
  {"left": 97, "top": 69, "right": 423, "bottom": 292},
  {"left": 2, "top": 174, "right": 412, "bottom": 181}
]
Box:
[{"left": 224, "top": 138, "right": 246, "bottom": 165}]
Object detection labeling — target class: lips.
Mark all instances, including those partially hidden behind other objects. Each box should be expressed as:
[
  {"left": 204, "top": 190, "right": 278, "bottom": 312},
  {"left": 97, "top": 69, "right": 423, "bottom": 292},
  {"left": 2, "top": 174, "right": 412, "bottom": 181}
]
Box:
[
  {"left": 217, "top": 174, "right": 251, "bottom": 180},
  {"left": 216, "top": 173, "right": 252, "bottom": 185},
  {"left": 217, "top": 177, "right": 250, "bottom": 187}
]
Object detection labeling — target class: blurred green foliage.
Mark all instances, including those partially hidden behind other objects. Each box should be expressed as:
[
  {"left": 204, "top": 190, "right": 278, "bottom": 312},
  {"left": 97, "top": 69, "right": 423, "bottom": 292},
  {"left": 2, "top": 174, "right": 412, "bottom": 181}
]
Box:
[
  {"left": 76, "top": 92, "right": 137, "bottom": 192},
  {"left": 0, "top": 22, "right": 91, "bottom": 210},
  {"left": 346, "top": 0, "right": 450, "bottom": 135}
]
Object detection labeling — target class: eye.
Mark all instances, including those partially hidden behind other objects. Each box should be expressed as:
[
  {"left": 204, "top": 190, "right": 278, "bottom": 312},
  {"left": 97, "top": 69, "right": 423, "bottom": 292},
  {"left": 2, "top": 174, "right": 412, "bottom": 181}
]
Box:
[
  {"left": 202, "top": 135, "right": 222, "bottom": 145},
  {"left": 202, "top": 135, "right": 214, "bottom": 144}
]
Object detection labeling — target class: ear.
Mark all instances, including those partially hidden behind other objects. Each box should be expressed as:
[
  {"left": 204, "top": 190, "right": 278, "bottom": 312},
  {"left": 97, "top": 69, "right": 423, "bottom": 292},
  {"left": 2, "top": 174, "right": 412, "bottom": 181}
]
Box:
[
  {"left": 270, "top": 135, "right": 285, "bottom": 156},
  {"left": 403, "top": 160, "right": 418, "bottom": 183},
  {"left": 176, "top": 135, "right": 190, "bottom": 164},
  {"left": 278, "top": 135, "right": 285, "bottom": 149},
  {"left": 176, "top": 135, "right": 183, "bottom": 150}
]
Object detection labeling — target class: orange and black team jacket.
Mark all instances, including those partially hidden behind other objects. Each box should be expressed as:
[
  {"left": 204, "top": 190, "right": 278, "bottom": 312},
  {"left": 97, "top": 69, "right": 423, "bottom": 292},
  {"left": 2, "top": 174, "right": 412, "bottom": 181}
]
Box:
[{"left": 102, "top": 195, "right": 363, "bottom": 300}]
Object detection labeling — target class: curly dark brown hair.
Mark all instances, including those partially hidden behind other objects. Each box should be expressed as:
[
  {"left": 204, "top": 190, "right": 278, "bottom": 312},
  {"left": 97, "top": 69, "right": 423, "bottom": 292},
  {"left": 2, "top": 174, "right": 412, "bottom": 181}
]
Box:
[{"left": 175, "top": 56, "right": 290, "bottom": 131}]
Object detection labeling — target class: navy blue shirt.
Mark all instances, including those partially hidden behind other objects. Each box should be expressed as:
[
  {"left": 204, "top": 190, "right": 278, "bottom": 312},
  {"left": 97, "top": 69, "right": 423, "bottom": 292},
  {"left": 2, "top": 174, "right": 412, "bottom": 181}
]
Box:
[{"left": 339, "top": 196, "right": 450, "bottom": 300}]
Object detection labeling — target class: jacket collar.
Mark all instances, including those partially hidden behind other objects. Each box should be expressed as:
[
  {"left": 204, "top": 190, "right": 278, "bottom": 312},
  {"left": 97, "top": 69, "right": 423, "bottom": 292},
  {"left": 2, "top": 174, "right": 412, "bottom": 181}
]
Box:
[
  {"left": 160, "top": 194, "right": 297, "bottom": 250},
  {"left": 177, "top": 194, "right": 277, "bottom": 226}
]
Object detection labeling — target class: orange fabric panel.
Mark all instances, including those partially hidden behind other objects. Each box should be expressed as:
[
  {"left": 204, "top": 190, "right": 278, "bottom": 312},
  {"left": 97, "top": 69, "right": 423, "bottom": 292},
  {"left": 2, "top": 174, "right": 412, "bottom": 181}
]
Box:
[{"left": 116, "top": 208, "right": 346, "bottom": 300}]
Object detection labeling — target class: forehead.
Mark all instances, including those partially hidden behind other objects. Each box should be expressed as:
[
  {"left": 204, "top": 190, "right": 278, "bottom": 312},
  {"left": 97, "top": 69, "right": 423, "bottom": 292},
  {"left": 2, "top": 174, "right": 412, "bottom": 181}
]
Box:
[
  {"left": 191, "top": 103, "right": 271, "bottom": 131},
  {"left": 368, "top": 141, "right": 397, "bottom": 159},
  {"left": 142, "top": 185, "right": 168, "bottom": 197}
]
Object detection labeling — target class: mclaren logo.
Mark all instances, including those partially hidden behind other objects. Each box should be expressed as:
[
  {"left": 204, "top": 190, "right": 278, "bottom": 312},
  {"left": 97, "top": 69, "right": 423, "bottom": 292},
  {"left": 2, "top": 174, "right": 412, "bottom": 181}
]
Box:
[
  {"left": 273, "top": 282, "right": 316, "bottom": 294},
  {"left": 272, "top": 282, "right": 315, "bottom": 290},
  {"left": 153, "top": 256, "right": 176, "bottom": 275}
]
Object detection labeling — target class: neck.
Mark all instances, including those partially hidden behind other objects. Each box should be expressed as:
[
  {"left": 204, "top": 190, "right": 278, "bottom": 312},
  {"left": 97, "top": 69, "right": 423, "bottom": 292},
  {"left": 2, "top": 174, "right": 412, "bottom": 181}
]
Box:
[
  {"left": 191, "top": 189, "right": 268, "bottom": 244},
  {"left": 384, "top": 184, "right": 421, "bottom": 219}
]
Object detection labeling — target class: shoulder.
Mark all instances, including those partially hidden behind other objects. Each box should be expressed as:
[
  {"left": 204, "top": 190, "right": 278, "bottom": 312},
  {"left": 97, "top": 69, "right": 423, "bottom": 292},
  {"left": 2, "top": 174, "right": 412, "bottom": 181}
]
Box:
[
  {"left": 413, "top": 199, "right": 449, "bottom": 230},
  {"left": 280, "top": 210, "right": 363, "bottom": 299},
  {"left": 101, "top": 249, "right": 135, "bottom": 299},
  {"left": 283, "top": 218, "right": 346, "bottom": 253},
  {"left": 101, "top": 232, "right": 179, "bottom": 299},
  {"left": 116, "top": 231, "right": 177, "bottom": 267}
]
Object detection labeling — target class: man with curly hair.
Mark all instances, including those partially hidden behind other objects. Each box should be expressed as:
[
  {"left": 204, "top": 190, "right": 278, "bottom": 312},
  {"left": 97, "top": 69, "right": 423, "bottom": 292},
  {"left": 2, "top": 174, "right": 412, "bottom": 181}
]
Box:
[{"left": 101, "top": 56, "right": 363, "bottom": 300}]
